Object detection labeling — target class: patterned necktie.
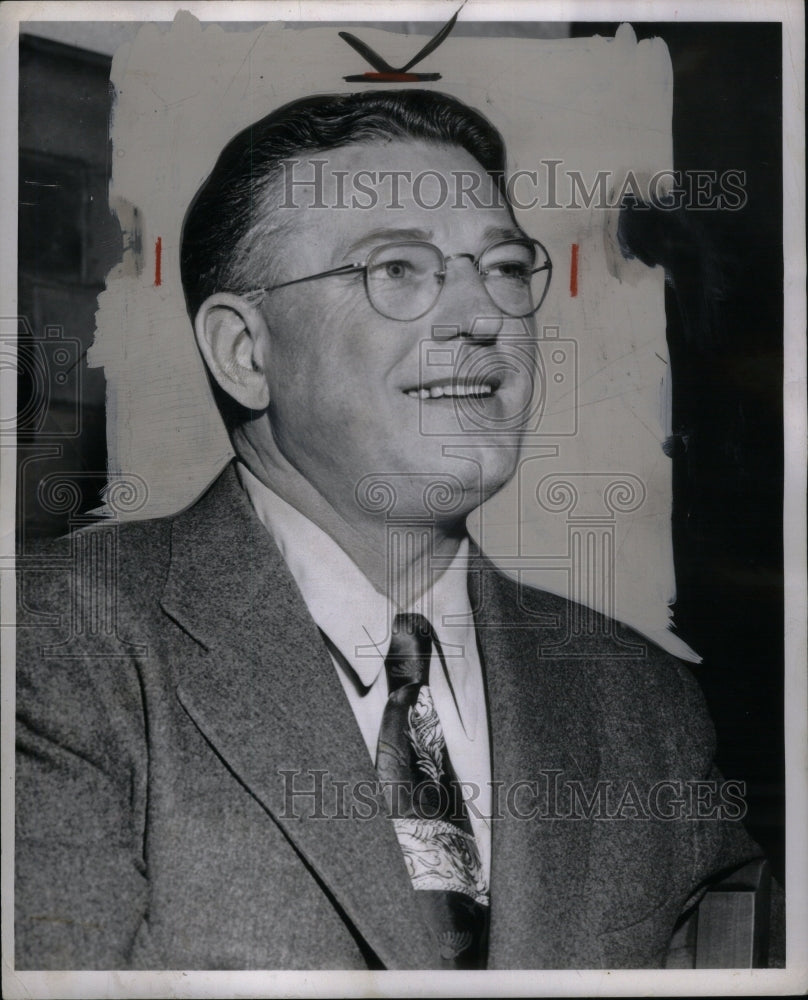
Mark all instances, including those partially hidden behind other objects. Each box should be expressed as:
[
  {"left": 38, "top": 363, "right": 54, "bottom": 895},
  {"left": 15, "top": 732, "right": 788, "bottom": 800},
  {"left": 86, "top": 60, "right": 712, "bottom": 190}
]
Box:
[{"left": 376, "top": 612, "right": 489, "bottom": 969}]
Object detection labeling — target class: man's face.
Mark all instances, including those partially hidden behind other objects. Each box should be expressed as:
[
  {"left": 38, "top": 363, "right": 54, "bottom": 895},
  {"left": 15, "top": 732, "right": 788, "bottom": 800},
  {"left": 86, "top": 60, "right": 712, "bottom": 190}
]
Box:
[{"left": 256, "top": 139, "right": 538, "bottom": 525}]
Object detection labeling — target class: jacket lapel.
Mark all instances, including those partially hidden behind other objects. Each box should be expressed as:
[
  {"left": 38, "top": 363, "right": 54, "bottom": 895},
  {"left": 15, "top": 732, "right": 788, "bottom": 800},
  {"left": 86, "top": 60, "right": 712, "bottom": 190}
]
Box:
[
  {"left": 160, "top": 465, "right": 435, "bottom": 969},
  {"left": 470, "top": 554, "right": 602, "bottom": 968}
]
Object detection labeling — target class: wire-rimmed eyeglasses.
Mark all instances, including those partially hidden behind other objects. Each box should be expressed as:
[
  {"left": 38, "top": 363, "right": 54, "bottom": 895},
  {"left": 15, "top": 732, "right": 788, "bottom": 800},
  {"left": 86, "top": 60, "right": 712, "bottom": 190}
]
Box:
[{"left": 241, "top": 237, "right": 552, "bottom": 322}]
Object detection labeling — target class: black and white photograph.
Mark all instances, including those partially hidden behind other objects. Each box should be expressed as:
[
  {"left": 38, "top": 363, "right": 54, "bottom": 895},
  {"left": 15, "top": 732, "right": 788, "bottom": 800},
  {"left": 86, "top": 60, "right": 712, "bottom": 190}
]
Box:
[{"left": 1, "top": 1, "right": 805, "bottom": 996}]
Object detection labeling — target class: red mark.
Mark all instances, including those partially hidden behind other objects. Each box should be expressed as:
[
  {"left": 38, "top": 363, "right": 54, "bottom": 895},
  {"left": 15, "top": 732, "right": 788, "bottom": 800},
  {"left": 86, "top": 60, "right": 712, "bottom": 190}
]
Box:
[
  {"left": 570, "top": 243, "right": 579, "bottom": 298},
  {"left": 361, "top": 72, "right": 426, "bottom": 81},
  {"left": 155, "top": 236, "right": 162, "bottom": 287}
]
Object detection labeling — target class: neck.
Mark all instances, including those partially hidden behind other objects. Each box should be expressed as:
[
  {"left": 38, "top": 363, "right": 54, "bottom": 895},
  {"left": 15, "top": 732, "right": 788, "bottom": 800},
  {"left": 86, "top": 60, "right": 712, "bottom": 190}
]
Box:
[{"left": 234, "top": 431, "right": 468, "bottom": 604}]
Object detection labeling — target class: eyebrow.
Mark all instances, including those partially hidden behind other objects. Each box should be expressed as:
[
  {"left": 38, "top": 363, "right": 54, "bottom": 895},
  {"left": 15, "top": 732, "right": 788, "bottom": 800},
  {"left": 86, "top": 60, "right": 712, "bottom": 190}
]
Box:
[
  {"left": 343, "top": 224, "right": 529, "bottom": 260},
  {"left": 343, "top": 228, "right": 433, "bottom": 257},
  {"left": 481, "top": 225, "right": 528, "bottom": 243}
]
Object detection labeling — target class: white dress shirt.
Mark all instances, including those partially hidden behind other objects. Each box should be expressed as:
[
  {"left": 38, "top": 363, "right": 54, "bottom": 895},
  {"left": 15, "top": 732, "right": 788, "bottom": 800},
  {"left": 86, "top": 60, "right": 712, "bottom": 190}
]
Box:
[{"left": 237, "top": 462, "right": 492, "bottom": 883}]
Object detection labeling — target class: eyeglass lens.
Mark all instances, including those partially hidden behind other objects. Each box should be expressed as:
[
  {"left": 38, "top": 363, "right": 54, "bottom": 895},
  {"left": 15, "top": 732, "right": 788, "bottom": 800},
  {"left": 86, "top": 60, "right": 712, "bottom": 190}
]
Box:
[{"left": 364, "top": 240, "right": 550, "bottom": 321}]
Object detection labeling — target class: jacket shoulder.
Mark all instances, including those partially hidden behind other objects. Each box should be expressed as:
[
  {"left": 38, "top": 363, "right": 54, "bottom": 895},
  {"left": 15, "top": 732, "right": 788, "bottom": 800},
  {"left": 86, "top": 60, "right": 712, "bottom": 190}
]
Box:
[
  {"left": 18, "top": 514, "right": 174, "bottom": 612},
  {"left": 479, "top": 558, "right": 714, "bottom": 751}
]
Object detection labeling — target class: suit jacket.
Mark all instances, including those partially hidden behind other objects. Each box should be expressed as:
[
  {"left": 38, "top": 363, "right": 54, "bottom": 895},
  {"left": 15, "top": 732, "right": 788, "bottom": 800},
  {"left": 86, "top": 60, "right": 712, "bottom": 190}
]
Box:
[{"left": 16, "top": 463, "right": 765, "bottom": 970}]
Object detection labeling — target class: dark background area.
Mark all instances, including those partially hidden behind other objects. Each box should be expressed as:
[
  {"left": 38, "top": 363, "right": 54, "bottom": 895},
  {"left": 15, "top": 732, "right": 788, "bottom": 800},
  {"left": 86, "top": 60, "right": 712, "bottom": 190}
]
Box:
[
  {"left": 17, "top": 35, "right": 118, "bottom": 539},
  {"left": 18, "top": 22, "right": 785, "bottom": 881},
  {"left": 571, "top": 21, "right": 784, "bottom": 881}
]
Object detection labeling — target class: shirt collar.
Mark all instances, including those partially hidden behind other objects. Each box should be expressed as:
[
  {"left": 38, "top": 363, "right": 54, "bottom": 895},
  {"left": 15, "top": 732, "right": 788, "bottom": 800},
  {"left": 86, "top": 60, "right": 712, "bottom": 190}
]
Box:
[{"left": 236, "top": 462, "right": 474, "bottom": 696}]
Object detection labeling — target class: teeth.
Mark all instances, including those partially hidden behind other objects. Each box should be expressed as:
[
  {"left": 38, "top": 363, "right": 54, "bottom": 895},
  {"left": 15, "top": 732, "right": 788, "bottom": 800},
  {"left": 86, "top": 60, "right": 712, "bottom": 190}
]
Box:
[{"left": 406, "top": 384, "right": 494, "bottom": 398}]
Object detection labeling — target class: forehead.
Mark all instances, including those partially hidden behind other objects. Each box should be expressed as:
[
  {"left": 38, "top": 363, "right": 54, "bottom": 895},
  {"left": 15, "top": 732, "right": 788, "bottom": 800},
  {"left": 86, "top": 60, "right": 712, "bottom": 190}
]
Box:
[{"left": 268, "top": 138, "right": 515, "bottom": 254}]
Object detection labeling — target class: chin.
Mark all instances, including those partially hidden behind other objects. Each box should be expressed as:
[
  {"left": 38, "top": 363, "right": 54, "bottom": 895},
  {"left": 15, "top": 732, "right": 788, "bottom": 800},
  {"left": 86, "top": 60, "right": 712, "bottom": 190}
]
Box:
[{"left": 433, "top": 447, "right": 519, "bottom": 512}]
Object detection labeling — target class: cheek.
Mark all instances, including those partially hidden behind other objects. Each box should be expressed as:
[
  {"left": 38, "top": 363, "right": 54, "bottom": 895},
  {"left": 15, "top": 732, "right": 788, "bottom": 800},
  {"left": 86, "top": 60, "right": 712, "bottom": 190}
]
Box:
[
  {"left": 280, "top": 286, "right": 371, "bottom": 358},
  {"left": 266, "top": 294, "right": 409, "bottom": 432},
  {"left": 267, "top": 298, "right": 347, "bottom": 390}
]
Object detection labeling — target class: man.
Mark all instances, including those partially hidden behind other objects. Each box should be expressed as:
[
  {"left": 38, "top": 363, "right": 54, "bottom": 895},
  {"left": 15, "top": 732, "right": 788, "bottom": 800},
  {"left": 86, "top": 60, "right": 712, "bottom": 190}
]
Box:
[{"left": 16, "top": 90, "right": 770, "bottom": 970}]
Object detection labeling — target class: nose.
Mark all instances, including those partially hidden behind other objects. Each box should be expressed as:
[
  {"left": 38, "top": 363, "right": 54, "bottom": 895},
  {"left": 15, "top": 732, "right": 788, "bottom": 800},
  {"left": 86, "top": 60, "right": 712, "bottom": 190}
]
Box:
[{"left": 431, "top": 254, "right": 504, "bottom": 342}]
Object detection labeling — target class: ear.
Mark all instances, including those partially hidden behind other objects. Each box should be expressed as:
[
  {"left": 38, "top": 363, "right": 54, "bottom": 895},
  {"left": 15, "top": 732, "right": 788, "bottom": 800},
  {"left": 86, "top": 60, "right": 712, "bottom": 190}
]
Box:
[{"left": 194, "top": 293, "right": 270, "bottom": 411}]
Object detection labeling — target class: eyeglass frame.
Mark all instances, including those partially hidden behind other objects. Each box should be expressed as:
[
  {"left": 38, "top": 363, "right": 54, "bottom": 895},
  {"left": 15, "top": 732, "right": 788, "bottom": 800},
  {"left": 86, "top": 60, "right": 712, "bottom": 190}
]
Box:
[{"left": 239, "top": 236, "right": 553, "bottom": 322}]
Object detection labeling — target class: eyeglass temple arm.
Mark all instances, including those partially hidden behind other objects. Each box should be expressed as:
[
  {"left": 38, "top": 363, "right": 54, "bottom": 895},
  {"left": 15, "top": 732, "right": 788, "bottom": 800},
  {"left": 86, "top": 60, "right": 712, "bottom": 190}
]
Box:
[{"left": 260, "top": 262, "right": 365, "bottom": 294}]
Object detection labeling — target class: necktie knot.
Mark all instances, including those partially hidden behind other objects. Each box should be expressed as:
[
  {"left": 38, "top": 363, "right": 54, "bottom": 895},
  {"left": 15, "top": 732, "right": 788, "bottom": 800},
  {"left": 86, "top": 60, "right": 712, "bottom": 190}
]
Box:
[{"left": 384, "top": 613, "right": 433, "bottom": 691}]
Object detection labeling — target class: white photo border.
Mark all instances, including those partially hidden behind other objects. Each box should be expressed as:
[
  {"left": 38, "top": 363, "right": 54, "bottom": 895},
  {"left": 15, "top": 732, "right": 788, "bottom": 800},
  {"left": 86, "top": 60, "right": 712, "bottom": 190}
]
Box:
[{"left": 1, "top": 1, "right": 805, "bottom": 997}]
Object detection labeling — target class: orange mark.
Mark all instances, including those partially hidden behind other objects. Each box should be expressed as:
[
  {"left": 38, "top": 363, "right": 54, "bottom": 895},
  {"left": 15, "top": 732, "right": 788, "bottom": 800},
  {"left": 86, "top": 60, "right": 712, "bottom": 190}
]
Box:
[
  {"left": 570, "top": 243, "right": 579, "bottom": 298},
  {"left": 155, "top": 236, "right": 162, "bottom": 287}
]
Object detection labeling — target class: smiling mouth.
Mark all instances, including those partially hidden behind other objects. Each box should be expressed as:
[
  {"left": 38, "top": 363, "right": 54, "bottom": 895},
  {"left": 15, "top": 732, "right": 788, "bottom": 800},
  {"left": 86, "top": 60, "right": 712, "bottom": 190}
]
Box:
[{"left": 403, "top": 377, "right": 500, "bottom": 400}]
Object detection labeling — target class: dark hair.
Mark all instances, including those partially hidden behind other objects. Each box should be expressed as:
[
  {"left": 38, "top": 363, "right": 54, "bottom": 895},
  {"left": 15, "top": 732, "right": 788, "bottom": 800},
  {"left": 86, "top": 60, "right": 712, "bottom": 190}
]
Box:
[{"left": 180, "top": 89, "right": 509, "bottom": 426}]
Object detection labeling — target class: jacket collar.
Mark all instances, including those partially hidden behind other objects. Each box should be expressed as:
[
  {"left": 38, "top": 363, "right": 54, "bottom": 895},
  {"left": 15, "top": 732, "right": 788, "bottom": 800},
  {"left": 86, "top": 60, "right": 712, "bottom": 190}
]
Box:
[{"left": 469, "top": 551, "right": 602, "bottom": 967}]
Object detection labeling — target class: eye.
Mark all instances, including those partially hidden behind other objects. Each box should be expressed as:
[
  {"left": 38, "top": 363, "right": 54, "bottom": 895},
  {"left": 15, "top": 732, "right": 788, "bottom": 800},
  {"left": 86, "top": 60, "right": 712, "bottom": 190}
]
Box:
[
  {"left": 481, "top": 240, "right": 536, "bottom": 283},
  {"left": 486, "top": 260, "right": 532, "bottom": 282},
  {"left": 367, "top": 243, "right": 441, "bottom": 285},
  {"left": 367, "top": 258, "right": 414, "bottom": 281},
  {"left": 383, "top": 260, "right": 410, "bottom": 280}
]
